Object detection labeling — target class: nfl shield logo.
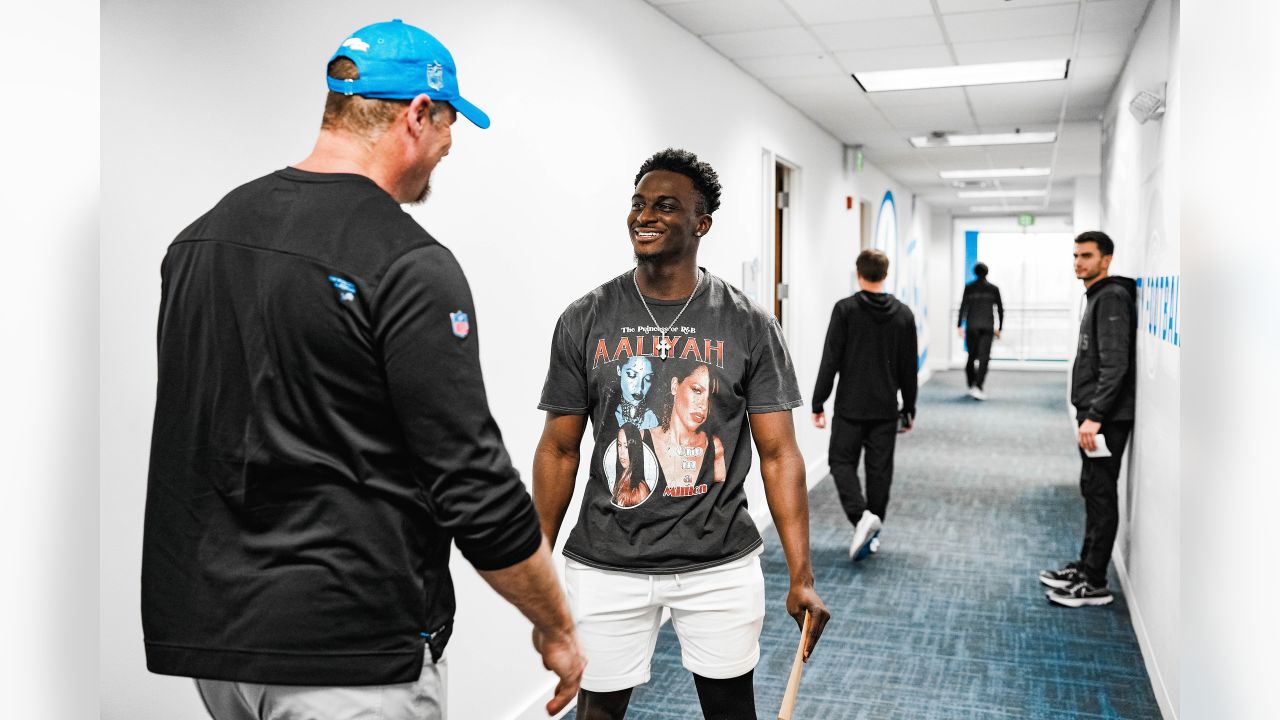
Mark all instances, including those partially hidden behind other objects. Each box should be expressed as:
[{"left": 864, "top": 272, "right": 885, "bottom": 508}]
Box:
[
  {"left": 426, "top": 62, "right": 445, "bottom": 91},
  {"left": 450, "top": 311, "right": 470, "bottom": 339}
]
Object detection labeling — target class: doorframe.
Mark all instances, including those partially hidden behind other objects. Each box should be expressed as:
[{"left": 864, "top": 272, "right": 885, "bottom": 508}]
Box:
[{"left": 760, "top": 149, "right": 800, "bottom": 343}]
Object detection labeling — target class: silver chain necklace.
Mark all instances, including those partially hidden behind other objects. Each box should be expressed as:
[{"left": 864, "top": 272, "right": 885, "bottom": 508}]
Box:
[{"left": 632, "top": 268, "right": 703, "bottom": 361}]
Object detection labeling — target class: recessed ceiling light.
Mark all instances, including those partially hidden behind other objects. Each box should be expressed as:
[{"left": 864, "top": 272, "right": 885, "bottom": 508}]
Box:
[
  {"left": 853, "top": 59, "right": 1068, "bottom": 92},
  {"left": 957, "top": 189, "right": 1048, "bottom": 198},
  {"left": 968, "top": 204, "right": 1044, "bottom": 212},
  {"left": 940, "top": 167, "right": 1051, "bottom": 179},
  {"left": 910, "top": 132, "right": 1057, "bottom": 148}
]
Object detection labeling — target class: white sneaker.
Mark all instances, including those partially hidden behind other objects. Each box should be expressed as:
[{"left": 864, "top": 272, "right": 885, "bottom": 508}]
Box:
[
  {"left": 972, "top": 388, "right": 987, "bottom": 400},
  {"left": 967, "top": 387, "right": 978, "bottom": 398},
  {"left": 849, "top": 511, "right": 883, "bottom": 561}
]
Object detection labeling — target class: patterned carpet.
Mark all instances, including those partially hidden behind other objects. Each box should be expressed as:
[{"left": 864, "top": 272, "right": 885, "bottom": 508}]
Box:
[{"left": 566, "top": 370, "right": 1160, "bottom": 719}]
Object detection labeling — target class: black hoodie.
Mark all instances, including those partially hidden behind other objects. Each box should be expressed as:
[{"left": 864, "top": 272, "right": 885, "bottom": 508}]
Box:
[
  {"left": 812, "top": 291, "right": 919, "bottom": 421},
  {"left": 1071, "top": 275, "right": 1137, "bottom": 422}
]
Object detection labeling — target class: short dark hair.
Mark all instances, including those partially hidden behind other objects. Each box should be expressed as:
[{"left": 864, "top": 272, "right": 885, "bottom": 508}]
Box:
[
  {"left": 322, "top": 57, "right": 450, "bottom": 135},
  {"left": 634, "top": 148, "right": 722, "bottom": 215},
  {"left": 973, "top": 262, "right": 989, "bottom": 278},
  {"left": 1075, "top": 230, "right": 1115, "bottom": 256},
  {"left": 856, "top": 249, "right": 890, "bottom": 283}
]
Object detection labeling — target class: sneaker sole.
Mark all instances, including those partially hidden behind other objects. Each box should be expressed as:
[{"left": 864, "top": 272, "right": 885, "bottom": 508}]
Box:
[
  {"left": 853, "top": 528, "right": 881, "bottom": 562},
  {"left": 1046, "top": 591, "right": 1114, "bottom": 608},
  {"left": 1038, "top": 574, "right": 1077, "bottom": 590}
]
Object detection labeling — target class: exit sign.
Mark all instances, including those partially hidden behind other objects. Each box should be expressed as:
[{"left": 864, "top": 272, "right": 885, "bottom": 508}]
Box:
[{"left": 1017, "top": 213, "right": 1035, "bottom": 227}]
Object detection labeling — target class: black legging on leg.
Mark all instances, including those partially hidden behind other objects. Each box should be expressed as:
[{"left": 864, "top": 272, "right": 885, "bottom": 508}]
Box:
[
  {"left": 964, "top": 327, "right": 995, "bottom": 388},
  {"left": 575, "top": 688, "right": 634, "bottom": 720},
  {"left": 693, "top": 670, "right": 757, "bottom": 720}
]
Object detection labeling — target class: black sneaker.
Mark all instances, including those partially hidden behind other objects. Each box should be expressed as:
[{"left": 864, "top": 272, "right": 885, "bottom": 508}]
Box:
[
  {"left": 1038, "top": 563, "right": 1084, "bottom": 590},
  {"left": 1046, "top": 580, "right": 1114, "bottom": 607}
]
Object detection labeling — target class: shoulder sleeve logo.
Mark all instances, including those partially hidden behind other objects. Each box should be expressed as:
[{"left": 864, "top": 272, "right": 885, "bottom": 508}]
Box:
[
  {"left": 450, "top": 311, "right": 470, "bottom": 339},
  {"left": 342, "top": 37, "right": 370, "bottom": 52},
  {"left": 328, "top": 275, "right": 357, "bottom": 303}
]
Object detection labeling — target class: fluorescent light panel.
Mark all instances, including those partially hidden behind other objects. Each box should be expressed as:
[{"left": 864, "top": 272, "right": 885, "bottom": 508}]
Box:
[
  {"left": 940, "top": 167, "right": 1050, "bottom": 179},
  {"left": 957, "top": 189, "right": 1048, "bottom": 198},
  {"left": 853, "top": 59, "right": 1068, "bottom": 92},
  {"left": 968, "top": 204, "right": 1043, "bottom": 212},
  {"left": 910, "top": 132, "right": 1057, "bottom": 148}
]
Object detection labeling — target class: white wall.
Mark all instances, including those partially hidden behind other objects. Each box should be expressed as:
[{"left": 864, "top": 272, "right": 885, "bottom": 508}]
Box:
[
  {"left": 100, "top": 1, "right": 934, "bottom": 718},
  {"left": 1097, "top": 0, "right": 1180, "bottom": 717}
]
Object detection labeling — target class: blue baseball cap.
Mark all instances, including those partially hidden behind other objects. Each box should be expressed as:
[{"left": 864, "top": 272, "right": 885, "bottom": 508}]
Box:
[{"left": 327, "top": 19, "right": 490, "bottom": 129}]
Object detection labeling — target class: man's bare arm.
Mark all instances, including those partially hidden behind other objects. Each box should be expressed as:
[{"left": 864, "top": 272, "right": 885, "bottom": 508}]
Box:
[
  {"left": 477, "top": 538, "right": 586, "bottom": 715},
  {"left": 748, "top": 409, "right": 831, "bottom": 661},
  {"left": 532, "top": 412, "right": 589, "bottom": 544}
]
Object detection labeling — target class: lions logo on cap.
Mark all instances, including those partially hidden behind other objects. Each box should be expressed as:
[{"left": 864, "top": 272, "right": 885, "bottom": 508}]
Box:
[
  {"left": 342, "top": 37, "right": 370, "bottom": 52},
  {"left": 426, "top": 61, "right": 444, "bottom": 91}
]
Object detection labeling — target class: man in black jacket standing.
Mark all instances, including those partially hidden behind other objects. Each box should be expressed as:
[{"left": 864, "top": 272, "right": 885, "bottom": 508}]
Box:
[
  {"left": 142, "top": 20, "right": 585, "bottom": 718},
  {"left": 957, "top": 262, "right": 1004, "bottom": 399},
  {"left": 812, "top": 249, "right": 919, "bottom": 561},
  {"left": 1040, "top": 231, "right": 1137, "bottom": 608}
]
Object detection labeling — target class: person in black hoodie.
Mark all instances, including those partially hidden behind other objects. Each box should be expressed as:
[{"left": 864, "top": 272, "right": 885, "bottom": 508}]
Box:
[
  {"left": 956, "top": 262, "right": 1004, "bottom": 399},
  {"left": 1040, "top": 231, "right": 1137, "bottom": 608},
  {"left": 812, "top": 249, "right": 919, "bottom": 561}
]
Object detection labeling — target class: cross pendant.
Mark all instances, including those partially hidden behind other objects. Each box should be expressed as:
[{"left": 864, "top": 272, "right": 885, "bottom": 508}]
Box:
[{"left": 658, "top": 336, "right": 670, "bottom": 360}]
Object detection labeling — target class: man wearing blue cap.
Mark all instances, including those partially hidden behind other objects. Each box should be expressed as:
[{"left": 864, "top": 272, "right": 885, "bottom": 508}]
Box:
[{"left": 141, "top": 20, "right": 584, "bottom": 719}]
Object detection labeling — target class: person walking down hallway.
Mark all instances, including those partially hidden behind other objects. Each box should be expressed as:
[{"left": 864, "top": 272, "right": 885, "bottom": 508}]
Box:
[
  {"left": 1040, "top": 231, "right": 1137, "bottom": 608},
  {"left": 957, "top": 262, "right": 1004, "bottom": 399},
  {"left": 812, "top": 249, "right": 919, "bottom": 562}
]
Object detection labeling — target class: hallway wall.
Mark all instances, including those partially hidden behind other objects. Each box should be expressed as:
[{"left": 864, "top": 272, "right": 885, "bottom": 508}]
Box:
[
  {"left": 99, "top": 1, "right": 934, "bottom": 718},
  {"left": 1096, "top": 0, "right": 1180, "bottom": 716}
]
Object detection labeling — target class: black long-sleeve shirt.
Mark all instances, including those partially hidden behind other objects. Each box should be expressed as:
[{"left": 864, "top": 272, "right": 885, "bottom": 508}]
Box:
[
  {"left": 812, "top": 291, "right": 919, "bottom": 420},
  {"left": 957, "top": 278, "right": 1004, "bottom": 331},
  {"left": 142, "top": 168, "right": 542, "bottom": 686}
]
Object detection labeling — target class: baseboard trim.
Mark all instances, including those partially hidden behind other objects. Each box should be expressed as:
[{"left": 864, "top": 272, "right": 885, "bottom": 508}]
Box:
[{"left": 1112, "top": 551, "right": 1177, "bottom": 720}]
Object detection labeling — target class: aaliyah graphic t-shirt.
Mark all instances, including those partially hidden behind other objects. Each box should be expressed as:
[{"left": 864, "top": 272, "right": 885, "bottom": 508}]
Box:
[{"left": 538, "top": 269, "right": 802, "bottom": 573}]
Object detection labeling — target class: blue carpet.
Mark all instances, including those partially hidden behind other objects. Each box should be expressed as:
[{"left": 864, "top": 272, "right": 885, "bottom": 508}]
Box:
[{"left": 567, "top": 371, "right": 1161, "bottom": 719}]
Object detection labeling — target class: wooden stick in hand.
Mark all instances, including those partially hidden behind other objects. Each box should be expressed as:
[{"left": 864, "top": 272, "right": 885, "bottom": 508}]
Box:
[{"left": 778, "top": 610, "right": 813, "bottom": 720}]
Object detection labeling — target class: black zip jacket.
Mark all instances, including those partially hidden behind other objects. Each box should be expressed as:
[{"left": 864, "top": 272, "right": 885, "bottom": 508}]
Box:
[
  {"left": 812, "top": 291, "right": 919, "bottom": 421},
  {"left": 957, "top": 278, "right": 1004, "bottom": 331},
  {"left": 1071, "top": 275, "right": 1137, "bottom": 422},
  {"left": 142, "top": 168, "right": 542, "bottom": 686}
]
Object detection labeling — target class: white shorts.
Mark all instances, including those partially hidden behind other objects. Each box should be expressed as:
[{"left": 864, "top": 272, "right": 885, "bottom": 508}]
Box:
[{"left": 564, "top": 550, "right": 766, "bottom": 693}]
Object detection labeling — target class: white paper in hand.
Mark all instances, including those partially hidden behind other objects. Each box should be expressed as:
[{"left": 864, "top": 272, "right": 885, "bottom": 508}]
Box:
[{"left": 1084, "top": 434, "right": 1112, "bottom": 458}]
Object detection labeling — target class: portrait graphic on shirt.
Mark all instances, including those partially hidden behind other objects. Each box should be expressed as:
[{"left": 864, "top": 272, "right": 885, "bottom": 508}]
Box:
[
  {"left": 602, "top": 423, "right": 659, "bottom": 508},
  {"left": 613, "top": 355, "right": 660, "bottom": 430},
  {"left": 645, "top": 362, "right": 726, "bottom": 498}
]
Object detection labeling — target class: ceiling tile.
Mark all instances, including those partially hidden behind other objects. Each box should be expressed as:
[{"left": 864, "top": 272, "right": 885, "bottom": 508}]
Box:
[
  {"left": 702, "top": 27, "right": 822, "bottom": 59},
  {"left": 1083, "top": 0, "right": 1151, "bottom": 34},
  {"left": 837, "top": 45, "right": 955, "bottom": 72},
  {"left": 736, "top": 52, "right": 843, "bottom": 78},
  {"left": 655, "top": 0, "right": 798, "bottom": 35},
  {"left": 1077, "top": 31, "right": 1134, "bottom": 57},
  {"left": 810, "top": 16, "right": 946, "bottom": 51},
  {"left": 936, "top": 0, "right": 1077, "bottom": 12},
  {"left": 787, "top": 0, "right": 934, "bottom": 25},
  {"left": 879, "top": 102, "right": 975, "bottom": 127},
  {"left": 951, "top": 34, "right": 1075, "bottom": 64},
  {"left": 1071, "top": 54, "right": 1127, "bottom": 79},
  {"left": 966, "top": 81, "right": 1066, "bottom": 108},
  {"left": 943, "top": 4, "right": 1080, "bottom": 43},
  {"left": 761, "top": 74, "right": 865, "bottom": 97}
]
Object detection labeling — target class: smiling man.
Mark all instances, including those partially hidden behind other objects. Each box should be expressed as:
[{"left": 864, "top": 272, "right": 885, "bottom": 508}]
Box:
[{"left": 533, "top": 148, "right": 830, "bottom": 719}]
